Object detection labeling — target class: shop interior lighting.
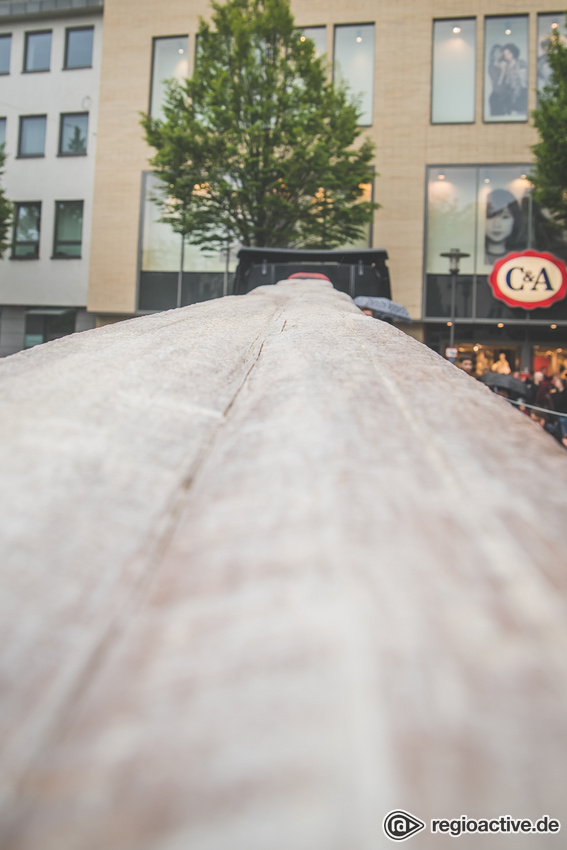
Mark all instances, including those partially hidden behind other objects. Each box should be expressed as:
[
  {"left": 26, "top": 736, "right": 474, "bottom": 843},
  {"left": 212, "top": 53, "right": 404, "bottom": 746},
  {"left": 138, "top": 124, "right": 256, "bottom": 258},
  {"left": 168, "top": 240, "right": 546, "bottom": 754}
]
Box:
[
  {"left": 551, "top": 324, "right": 557, "bottom": 329},
  {"left": 300, "top": 35, "right": 306, "bottom": 41},
  {"left": 437, "top": 173, "right": 446, "bottom": 180},
  {"left": 356, "top": 33, "right": 363, "bottom": 43},
  {"left": 178, "top": 48, "right": 184, "bottom": 54},
  {"left": 505, "top": 28, "right": 512, "bottom": 35},
  {"left": 452, "top": 26, "right": 461, "bottom": 34},
  {"left": 446, "top": 321, "right": 453, "bottom": 327},
  {"left": 484, "top": 178, "right": 490, "bottom": 184},
  {"left": 497, "top": 323, "right": 504, "bottom": 328},
  {"left": 552, "top": 22, "right": 559, "bottom": 29}
]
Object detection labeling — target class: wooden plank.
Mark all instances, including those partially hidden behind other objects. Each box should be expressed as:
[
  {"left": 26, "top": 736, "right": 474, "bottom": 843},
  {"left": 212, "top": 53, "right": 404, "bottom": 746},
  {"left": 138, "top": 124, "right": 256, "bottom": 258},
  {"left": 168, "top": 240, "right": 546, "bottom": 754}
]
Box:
[{"left": 1, "top": 279, "right": 567, "bottom": 849}]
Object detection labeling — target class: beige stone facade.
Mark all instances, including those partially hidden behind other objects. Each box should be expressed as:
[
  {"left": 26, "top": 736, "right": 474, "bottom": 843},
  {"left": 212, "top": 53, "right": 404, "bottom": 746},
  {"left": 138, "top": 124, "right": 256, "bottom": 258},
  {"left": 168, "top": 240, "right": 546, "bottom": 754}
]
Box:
[{"left": 88, "top": 0, "right": 563, "bottom": 356}]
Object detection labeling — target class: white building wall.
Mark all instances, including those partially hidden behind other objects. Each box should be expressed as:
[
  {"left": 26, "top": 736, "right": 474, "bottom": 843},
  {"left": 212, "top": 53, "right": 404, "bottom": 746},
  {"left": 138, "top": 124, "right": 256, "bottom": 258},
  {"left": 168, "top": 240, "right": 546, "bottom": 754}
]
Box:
[{"left": 0, "top": 10, "right": 102, "bottom": 308}]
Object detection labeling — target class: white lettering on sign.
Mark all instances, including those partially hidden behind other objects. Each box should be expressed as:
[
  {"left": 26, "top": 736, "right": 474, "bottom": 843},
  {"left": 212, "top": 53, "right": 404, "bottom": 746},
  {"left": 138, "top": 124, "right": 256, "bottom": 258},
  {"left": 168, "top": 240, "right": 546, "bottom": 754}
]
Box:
[{"left": 488, "top": 251, "right": 567, "bottom": 309}]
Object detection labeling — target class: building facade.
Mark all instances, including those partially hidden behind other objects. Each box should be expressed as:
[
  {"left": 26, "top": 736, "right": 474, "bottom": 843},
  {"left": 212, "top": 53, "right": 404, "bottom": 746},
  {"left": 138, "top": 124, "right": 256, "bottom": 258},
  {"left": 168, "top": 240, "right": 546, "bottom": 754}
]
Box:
[
  {"left": 0, "top": 0, "right": 102, "bottom": 355},
  {"left": 3, "top": 0, "right": 567, "bottom": 375}
]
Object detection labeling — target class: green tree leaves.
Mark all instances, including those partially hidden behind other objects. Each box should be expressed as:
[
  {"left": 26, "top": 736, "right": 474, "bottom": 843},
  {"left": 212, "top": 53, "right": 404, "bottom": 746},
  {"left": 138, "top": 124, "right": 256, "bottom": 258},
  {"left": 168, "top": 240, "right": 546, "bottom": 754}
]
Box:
[
  {"left": 0, "top": 147, "right": 12, "bottom": 259},
  {"left": 141, "top": 0, "right": 378, "bottom": 250},
  {"left": 531, "top": 23, "right": 567, "bottom": 230}
]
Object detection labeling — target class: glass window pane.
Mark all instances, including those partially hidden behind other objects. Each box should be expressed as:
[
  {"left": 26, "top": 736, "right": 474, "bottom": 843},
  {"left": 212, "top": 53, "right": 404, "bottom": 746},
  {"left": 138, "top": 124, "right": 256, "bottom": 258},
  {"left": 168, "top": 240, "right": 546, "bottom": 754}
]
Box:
[
  {"left": 19, "top": 116, "right": 46, "bottom": 156},
  {"left": 0, "top": 118, "right": 6, "bottom": 148},
  {"left": 537, "top": 14, "right": 567, "bottom": 96},
  {"left": 60, "top": 113, "right": 88, "bottom": 154},
  {"left": 432, "top": 19, "right": 476, "bottom": 123},
  {"left": 56, "top": 202, "right": 83, "bottom": 241},
  {"left": 334, "top": 24, "right": 375, "bottom": 126},
  {"left": 65, "top": 28, "right": 93, "bottom": 69},
  {"left": 142, "top": 173, "right": 182, "bottom": 271},
  {"left": 150, "top": 36, "right": 189, "bottom": 119},
  {"left": 25, "top": 32, "right": 51, "bottom": 72},
  {"left": 13, "top": 203, "right": 40, "bottom": 257},
  {"left": 426, "top": 167, "right": 477, "bottom": 275},
  {"left": 300, "top": 27, "right": 326, "bottom": 56},
  {"left": 477, "top": 166, "right": 531, "bottom": 271},
  {"left": 0, "top": 34, "right": 11, "bottom": 74},
  {"left": 484, "top": 16, "right": 528, "bottom": 121}
]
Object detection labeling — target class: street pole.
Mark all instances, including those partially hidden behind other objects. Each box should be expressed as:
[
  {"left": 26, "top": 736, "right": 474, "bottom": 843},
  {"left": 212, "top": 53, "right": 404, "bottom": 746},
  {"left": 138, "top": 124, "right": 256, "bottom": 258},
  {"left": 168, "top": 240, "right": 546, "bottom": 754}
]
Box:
[{"left": 440, "top": 248, "right": 470, "bottom": 358}]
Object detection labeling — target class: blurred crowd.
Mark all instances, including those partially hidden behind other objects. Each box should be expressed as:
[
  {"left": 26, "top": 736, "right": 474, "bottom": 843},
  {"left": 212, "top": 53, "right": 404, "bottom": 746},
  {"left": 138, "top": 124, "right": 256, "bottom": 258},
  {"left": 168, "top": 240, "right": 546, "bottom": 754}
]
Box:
[{"left": 457, "top": 354, "right": 567, "bottom": 449}]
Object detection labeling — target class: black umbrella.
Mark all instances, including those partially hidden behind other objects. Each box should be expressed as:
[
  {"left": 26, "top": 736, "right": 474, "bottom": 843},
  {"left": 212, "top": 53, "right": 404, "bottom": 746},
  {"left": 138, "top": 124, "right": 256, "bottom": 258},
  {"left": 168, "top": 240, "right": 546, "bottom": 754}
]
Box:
[
  {"left": 479, "top": 372, "right": 526, "bottom": 398},
  {"left": 354, "top": 296, "right": 411, "bottom": 322}
]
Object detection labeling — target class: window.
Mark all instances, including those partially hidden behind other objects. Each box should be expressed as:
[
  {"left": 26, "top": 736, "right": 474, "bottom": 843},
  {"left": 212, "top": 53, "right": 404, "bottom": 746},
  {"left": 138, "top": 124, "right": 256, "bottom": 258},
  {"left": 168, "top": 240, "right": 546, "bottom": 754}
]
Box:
[
  {"left": 333, "top": 24, "right": 375, "bottom": 126},
  {"left": 150, "top": 36, "right": 189, "bottom": 119},
  {"left": 12, "top": 203, "right": 41, "bottom": 258},
  {"left": 64, "top": 27, "right": 94, "bottom": 69},
  {"left": 53, "top": 201, "right": 83, "bottom": 258},
  {"left": 484, "top": 16, "right": 529, "bottom": 122},
  {"left": 431, "top": 19, "right": 476, "bottom": 123},
  {"left": 0, "top": 34, "right": 11, "bottom": 74},
  {"left": 299, "top": 27, "right": 326, "bottom": 56},
  {"left": 24, "top": 31, "right": 51, "bottom": 72},
  {"left": 423, "top": 165, "right": 567, "bottom": 321},
  {"left": 537, "top": 14, "right": 567, "bottom": 97},
  {"left": 59, "top": 113, "right": 88, "bottom": 155},
  {"left": 25, "top": 309, "right": 76, "bottom": 348},
  {"left": 0, "top": 118, "right": 6, "bottom": 149},
  {"left": 18, "top": 115, "right": 46, "bottom": 157}
]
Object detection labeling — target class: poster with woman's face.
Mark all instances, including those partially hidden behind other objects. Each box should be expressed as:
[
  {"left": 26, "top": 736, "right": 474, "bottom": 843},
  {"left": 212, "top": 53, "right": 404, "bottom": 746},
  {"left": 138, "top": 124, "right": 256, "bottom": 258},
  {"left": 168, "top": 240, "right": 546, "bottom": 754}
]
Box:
[
  {"left": 477, "top": 167, "right": 530, "bottom": 271},
  {"left": 484, "top": 16, "right": 529, "bottom": 122}
]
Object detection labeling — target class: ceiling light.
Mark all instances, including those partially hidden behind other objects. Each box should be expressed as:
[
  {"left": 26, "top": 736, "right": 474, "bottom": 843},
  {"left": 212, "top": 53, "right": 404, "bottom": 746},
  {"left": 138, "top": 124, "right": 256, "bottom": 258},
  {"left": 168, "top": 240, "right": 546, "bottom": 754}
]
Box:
[
  {"left": 551, "top": 324, "right": 557, "bottom": 329},
  {"left": 453, "top": 26, "right": 461, "bottom": 34},
  {"left": 505, "top": 28, "right": 511, "bottom": 35},
  {"left": 356, "top": 36, "right": 362, "bottom": 43},
  {"left": 552, "top": 22, "right": 559, "bottom": 29},
  {"left": 447, "top": 321, "right": 453, "bottom": 327},
  {"left": 178, "top": 48, "right": 184, "bottom": 54},
  {"left": 497, "top": 323, "right": 504, "bottom": 328},
  {"left": 437, "top": 173, "right": 445, "bottom": 180},
  {"left": 300, "top": 35, "right": 306, "bottom": 42}
]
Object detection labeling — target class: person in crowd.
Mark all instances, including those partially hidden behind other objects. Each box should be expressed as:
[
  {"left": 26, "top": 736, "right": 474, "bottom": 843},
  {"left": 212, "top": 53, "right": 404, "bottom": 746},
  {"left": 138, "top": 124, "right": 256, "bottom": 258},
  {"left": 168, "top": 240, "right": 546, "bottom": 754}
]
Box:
[
  {"left": 551, "top": 375, "right": 567, "bottom": 436},
  {"left": 485, "top": 189, "right": 524, "bottom": 264},
  {"left": 457, "top": 355, "right": 476, "bottom": 376}
]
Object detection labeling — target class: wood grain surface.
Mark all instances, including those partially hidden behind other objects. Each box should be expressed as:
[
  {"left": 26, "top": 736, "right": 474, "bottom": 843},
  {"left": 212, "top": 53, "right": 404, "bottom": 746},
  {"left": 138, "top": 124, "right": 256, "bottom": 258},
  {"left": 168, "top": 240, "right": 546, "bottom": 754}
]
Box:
[{"left": 0, "top": 279, "right": 566, "bottom": 849}]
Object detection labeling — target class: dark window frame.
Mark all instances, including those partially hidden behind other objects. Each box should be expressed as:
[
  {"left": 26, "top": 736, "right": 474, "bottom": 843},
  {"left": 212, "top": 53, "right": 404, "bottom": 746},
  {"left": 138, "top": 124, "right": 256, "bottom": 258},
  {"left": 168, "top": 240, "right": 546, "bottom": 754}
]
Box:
[
  {"left": 52, "top": 200, "right": 84, "bottom": 259},
  {"left": 64, "top": 26, "right": 94, "bottom": 70},
  {"left": 0, "top": 33, "right": 12, "bottom": 75},
  {"left": 58, "top": 112, "right": 88, "bottom": 156},
  {"left": 23, "top": 29, "right": 52, "bottom": 73},
  {"left": 11, "top": 201, "right": 41, "bottom": 259},
  {"left": 17, "top": 114, "right": 47, "bottom": 158}
]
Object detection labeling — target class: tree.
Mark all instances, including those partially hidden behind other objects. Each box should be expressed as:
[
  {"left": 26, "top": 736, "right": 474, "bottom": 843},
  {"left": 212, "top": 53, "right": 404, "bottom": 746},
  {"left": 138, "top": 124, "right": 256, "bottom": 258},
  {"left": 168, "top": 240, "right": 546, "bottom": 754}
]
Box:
[
  {"left": 531, "top": 23, "right": 567, "bottom": 230},
  {"left": 141, "top": 0, "right": 379, "bottom": 251},
  {"left": 0, "top": 147, "right": 12, "bottom": 259}
]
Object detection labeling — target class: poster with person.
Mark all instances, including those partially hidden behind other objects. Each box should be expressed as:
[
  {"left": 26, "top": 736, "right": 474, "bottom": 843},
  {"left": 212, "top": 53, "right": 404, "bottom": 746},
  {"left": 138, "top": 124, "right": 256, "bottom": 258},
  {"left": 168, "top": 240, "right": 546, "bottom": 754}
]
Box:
[
  {"left": 484, "top": 16, "right": 529, "bottom": 122},
  {"left": 477, "top": 168, "right": 530, "bottom": 272}
]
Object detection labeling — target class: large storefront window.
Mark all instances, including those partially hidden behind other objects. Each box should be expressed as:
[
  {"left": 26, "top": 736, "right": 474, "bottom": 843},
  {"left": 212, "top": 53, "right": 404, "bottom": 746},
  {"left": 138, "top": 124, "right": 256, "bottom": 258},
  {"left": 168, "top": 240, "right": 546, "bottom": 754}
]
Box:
[
  {"left": 300, "top": 27, "right": 326, "bottom": 56},
  {"left": 431, "top": 19, "right": 476, "bottom": 124},
  {"left": 139, "top": 172, "right": 237, "bottom": 311},
  {"left": 484, "top": 16, "right": 529, "bottom": 122},
  {"left": 425, "top": 164, "right": 567, "bottom": 322},
  {"left": 333, "top": 24, "right": 374, "bottom": 126},
  {"left": 537, "top": 14, "right": 567, "bottom": 97},
  {"left": 150, "top": 36, "right": 189, "bottom": 119}
]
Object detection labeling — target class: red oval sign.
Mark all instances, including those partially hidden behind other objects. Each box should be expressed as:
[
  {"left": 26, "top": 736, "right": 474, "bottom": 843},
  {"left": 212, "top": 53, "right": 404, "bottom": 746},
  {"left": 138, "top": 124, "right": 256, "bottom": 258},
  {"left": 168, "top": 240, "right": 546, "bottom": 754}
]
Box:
[{"left": 488, "top": 250, "right": 567, "bottom": 309}]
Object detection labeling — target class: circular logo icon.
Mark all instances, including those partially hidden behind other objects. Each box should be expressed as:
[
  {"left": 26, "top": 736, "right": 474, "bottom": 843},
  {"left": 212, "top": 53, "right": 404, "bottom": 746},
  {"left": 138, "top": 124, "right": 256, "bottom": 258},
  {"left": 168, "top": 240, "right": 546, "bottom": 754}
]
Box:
[
  {"left": 488, "top": 250, "right": 567, "bottom": 309},
  {"left": 383, "top": 810, "right": 426, "bottom": 842}
]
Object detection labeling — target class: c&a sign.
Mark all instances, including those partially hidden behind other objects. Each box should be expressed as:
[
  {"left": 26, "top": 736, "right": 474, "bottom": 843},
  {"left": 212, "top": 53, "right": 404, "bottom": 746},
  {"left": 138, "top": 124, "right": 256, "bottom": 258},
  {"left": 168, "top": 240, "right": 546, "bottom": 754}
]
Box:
[{"left": 488, "top": 250, "right": 567, "bottom": 310}]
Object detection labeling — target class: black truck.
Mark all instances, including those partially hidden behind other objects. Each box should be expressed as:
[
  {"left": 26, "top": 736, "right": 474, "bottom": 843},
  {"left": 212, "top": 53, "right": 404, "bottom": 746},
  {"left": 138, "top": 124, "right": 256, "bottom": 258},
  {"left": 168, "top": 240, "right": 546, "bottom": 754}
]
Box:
[{"left": 232, "top": 247, "right": 391, "bottom": 300}]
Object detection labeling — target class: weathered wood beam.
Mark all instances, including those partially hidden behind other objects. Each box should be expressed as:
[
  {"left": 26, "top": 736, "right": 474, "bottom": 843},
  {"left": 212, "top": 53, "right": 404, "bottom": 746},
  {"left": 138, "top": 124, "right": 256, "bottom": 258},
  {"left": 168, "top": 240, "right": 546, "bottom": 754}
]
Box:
[{"left": 0, "top": 279, "right": 566, "bottom": 849}]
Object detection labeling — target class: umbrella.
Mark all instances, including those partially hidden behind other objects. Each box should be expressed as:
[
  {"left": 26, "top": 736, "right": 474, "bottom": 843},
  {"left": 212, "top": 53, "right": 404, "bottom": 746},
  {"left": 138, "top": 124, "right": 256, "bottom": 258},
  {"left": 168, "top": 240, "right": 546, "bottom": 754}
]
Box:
[
  {"left": 479, "top": 372, "right": 526, "bottom": 397},
  {"left": 354, "top": 296, "right": 412, "bottom": 323}
]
